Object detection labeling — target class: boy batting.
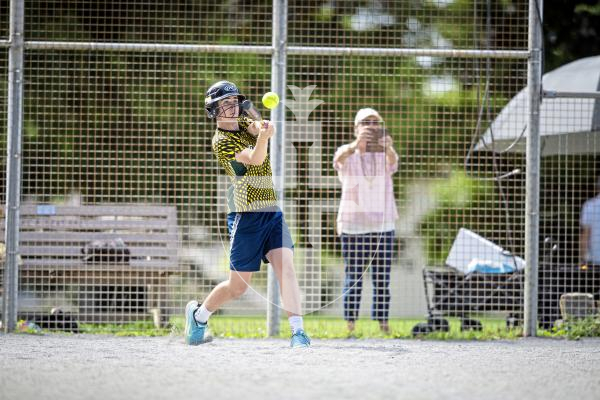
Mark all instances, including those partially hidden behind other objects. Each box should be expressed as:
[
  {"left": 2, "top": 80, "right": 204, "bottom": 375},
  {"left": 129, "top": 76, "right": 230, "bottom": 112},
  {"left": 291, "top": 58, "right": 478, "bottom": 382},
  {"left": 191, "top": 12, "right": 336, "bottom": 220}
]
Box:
[{"left": 185, "top": 81, "right": 311, "bottom": 348}]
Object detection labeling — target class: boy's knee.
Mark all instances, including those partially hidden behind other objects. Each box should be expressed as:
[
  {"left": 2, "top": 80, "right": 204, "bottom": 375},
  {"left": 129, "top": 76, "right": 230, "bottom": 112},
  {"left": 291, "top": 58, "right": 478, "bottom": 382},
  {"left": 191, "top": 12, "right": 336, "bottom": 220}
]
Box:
[{"left": 229, "top": 282, "right": 248, "bottom": 298}]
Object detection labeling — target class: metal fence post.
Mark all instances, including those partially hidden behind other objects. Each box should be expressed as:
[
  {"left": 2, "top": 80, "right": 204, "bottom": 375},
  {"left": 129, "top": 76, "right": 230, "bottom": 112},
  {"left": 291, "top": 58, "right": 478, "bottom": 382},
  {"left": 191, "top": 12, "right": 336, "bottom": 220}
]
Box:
[
  {"left": 524, "top": 0, "right": 543, "bottom": 337},
  {"left": 267, "top": 0, "right": 288, "bottom": 337},
  {"left": 3, "top": 0, "right": 25, "bottom": 333}
]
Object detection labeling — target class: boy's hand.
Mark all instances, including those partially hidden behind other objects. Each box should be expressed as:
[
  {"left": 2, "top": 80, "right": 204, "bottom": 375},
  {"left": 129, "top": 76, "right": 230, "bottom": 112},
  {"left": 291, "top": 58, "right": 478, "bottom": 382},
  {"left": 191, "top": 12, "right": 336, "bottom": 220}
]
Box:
[
  {"left": 247, "top": 120, "right": 262, "bottom": 136},
  {"left": 258, "top": 120, "right": 275, "bottom": 140}
]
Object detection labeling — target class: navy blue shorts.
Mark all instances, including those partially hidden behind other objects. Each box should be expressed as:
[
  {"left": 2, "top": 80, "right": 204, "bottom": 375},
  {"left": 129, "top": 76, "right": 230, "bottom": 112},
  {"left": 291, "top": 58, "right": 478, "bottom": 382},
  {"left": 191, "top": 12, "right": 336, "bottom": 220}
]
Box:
[{"left": 227, "top": 207, "right": 294, "bottom": 272}]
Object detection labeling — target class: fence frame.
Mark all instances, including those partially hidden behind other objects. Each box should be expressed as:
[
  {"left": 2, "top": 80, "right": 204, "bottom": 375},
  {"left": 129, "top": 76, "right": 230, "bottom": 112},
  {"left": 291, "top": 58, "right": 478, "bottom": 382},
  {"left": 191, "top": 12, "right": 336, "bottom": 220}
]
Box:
[
  {"left": 524, "top": 0, "right": 543, "bottom": 337},
  {"left": 3, "top": 0, "right": 543, "bottom": 335},
  {"left": 3, "top": 0, "right": 24, "bottom": 334}
]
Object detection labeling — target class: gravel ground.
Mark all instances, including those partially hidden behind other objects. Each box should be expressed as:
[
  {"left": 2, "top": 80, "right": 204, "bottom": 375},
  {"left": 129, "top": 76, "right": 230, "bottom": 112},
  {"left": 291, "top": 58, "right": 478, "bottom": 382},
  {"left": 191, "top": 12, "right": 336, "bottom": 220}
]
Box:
[{"left": 1, "top": 334, "right": 599, "bottom": 400}]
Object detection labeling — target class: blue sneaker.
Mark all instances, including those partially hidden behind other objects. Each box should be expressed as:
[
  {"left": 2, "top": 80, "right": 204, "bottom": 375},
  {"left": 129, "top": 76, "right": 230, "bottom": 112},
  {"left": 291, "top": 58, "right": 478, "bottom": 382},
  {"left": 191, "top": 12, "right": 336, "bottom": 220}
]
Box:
[
  {"left": 185, "top": 300, "right": 208, "bottom": 345},
  {"left": 290, "top": 330, "right": 311, "bottom": 348}
]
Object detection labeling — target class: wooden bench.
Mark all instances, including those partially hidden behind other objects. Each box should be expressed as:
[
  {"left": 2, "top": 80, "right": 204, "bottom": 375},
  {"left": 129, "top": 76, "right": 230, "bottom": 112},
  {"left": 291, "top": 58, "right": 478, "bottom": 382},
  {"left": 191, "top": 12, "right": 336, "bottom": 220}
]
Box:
[{"left": 2, "top": 204, "right": 179, "bottom": 327}]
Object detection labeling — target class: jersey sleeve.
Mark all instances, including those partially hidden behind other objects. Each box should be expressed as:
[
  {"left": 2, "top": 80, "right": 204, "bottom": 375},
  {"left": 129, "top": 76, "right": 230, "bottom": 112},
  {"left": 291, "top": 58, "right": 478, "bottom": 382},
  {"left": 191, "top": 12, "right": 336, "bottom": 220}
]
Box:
[
  {"left": 213, "top": 134, "right": 243, "bottom": 162},
  {"left": 237, "top": 116, "right": 253, "bottom": 131}
]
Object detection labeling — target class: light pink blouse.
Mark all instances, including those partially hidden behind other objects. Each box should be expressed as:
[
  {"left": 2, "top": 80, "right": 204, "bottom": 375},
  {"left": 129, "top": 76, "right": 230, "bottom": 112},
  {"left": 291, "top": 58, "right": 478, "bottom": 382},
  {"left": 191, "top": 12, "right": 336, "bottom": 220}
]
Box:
[{"left": 333, "top": 145, "right": 399, "bottom": 235}]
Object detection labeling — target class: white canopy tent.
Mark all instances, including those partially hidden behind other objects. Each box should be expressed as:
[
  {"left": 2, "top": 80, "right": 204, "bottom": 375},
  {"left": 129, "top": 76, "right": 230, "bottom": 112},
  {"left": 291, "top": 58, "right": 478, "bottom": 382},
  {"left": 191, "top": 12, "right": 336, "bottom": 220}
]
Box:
[{"left": 475, "top": 56, "right": 600, "bottom": 156}]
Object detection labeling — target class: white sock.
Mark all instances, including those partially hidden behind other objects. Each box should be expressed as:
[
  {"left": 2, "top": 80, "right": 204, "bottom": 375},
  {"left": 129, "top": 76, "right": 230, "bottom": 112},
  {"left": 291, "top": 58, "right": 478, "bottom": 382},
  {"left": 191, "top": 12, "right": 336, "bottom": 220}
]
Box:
[
  {"left": 194, "top": 304, "right": 212, "bottom": 324},
  {"left": 289, "top": 316, "right": 304, "bottom": 334}
]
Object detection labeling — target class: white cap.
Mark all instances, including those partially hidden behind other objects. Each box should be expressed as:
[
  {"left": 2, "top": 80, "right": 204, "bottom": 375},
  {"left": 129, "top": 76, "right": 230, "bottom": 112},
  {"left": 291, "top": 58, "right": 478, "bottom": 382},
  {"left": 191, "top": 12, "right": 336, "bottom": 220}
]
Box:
[{"left": 354, "top": 107, "right": 383, "bottom": 126}]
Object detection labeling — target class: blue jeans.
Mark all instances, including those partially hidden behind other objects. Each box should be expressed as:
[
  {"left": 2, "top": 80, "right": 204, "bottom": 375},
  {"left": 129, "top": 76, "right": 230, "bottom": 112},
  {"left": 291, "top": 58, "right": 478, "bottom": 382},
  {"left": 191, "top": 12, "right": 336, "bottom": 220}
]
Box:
[{"left": 341, "top": 231, "right": 394, "bottom": 322}]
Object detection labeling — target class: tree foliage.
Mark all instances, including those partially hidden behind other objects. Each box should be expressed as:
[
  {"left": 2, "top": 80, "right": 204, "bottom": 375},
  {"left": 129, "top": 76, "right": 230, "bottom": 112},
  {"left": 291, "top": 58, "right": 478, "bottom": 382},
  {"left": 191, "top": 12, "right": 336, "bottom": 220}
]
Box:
[
  {"left": 0, "top": 1, "right": 597, "bottom": 259},
  {"left": 544, "top": 0, "right": 600, "bottom": 71}
]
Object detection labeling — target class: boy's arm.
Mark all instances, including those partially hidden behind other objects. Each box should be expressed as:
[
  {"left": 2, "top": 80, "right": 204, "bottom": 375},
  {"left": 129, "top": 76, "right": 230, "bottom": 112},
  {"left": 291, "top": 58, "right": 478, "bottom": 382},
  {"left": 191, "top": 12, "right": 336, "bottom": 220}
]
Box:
[
  {"left": 245, "top": 119, "right": 262, "bottom": 137},
  {"left": 235, "top": 121, "right": 275, "bottom": 166}
]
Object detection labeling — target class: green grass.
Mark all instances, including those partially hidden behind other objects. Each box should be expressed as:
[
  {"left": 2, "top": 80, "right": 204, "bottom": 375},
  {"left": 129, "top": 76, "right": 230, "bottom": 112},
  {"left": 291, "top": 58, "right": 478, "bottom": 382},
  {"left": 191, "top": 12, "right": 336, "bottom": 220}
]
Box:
[
  {"left": 79, "top": 315, "right": 526, "bottom": 340},
  {"left": 539, "top": 317, "right": 600, "bottom": 339}
]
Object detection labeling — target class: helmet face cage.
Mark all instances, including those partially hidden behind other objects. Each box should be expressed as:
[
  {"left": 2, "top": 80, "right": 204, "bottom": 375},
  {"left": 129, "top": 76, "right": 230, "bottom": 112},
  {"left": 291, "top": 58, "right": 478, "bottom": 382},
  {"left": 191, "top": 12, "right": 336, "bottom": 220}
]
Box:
[
  {"left": 205, "top": 81, "right": 246, "bottom": 119},
  {"left": 212, "top": 97, "right": 243, "bottom": 119}
]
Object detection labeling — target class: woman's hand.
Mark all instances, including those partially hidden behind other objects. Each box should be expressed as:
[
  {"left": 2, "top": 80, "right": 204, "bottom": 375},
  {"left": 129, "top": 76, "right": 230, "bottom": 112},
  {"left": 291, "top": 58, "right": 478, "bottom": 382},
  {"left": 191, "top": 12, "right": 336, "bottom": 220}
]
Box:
[
  {"left": 351, "top": 129, "right": 373, "bottom": 152},
  {"left": 379, "top": 135, "right": 393, "bottom": 151}
]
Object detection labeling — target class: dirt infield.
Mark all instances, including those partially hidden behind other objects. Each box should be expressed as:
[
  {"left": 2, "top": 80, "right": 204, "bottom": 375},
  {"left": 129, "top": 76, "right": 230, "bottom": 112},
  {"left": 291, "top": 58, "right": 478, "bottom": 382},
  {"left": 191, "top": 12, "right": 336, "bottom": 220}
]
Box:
[{"left": 1, "top": 334, "right": 599, "bottom": 400}]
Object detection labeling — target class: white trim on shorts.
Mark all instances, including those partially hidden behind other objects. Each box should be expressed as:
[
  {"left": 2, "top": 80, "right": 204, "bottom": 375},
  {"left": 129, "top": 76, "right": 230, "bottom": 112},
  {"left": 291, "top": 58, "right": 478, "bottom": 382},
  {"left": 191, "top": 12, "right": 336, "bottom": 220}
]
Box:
[{"left": 229, "top": 213, "right": 242, "bottom": 244}]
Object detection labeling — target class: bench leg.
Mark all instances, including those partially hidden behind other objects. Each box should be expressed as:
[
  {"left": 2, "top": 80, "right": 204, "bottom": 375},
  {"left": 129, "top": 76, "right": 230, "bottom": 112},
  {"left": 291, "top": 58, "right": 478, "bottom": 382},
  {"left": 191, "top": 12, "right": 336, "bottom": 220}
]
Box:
[
  {"left": 148, "top": 279, "right": 168, "bottom": 328},
  {"left": 149, "top": 307, "right": 162, "bottom": 329}
]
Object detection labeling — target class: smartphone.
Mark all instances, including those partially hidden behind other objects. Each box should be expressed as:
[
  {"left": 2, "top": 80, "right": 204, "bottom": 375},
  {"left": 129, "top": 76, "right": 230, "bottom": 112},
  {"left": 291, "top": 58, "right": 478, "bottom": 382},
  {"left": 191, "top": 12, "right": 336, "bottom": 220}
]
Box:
[{"left": 366, "top": 126, "right": 385, "bottom": 152}]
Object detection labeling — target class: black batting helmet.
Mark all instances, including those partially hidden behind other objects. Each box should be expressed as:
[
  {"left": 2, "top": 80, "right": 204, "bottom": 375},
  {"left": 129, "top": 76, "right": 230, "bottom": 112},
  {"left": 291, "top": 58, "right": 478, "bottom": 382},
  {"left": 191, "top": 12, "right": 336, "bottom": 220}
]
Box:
[{"left": 204, "top": 80, "right": 246, "bottom": 119}]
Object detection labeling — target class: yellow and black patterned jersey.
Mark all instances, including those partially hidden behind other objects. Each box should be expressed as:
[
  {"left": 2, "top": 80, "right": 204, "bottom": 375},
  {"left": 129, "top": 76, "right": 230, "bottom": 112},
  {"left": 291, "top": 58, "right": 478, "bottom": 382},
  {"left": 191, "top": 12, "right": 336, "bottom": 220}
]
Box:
[{"left": 212, "top": 117, "right": 278, "bottom": 213}]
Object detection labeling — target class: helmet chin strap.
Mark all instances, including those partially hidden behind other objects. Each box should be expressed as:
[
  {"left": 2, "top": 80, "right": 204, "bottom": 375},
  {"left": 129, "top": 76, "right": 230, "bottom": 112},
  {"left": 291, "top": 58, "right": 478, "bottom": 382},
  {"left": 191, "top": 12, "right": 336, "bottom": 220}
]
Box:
[{"left": 217, "top": 117, "right": 239, "bottom": 123}]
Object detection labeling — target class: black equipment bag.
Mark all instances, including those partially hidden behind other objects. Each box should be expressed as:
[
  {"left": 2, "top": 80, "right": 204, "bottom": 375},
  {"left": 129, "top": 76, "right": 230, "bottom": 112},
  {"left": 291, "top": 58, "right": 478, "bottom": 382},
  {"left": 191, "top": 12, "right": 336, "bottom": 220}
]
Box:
[{"left": 81, "top": 238, "right": 131, "bottom": 264}]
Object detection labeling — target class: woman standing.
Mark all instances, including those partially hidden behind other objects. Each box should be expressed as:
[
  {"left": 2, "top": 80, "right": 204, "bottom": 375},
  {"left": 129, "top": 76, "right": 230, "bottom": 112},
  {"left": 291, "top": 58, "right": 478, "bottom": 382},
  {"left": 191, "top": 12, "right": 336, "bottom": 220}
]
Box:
[{"left": 333, "top": 108, "right": 399, "bottom": 334}]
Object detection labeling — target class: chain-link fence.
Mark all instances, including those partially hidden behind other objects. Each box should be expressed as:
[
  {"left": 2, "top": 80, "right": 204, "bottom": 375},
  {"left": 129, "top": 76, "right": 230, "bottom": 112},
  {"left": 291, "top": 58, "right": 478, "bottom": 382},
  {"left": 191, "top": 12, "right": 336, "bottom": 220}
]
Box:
[{"left": 3, "top": 0, "right": 597, "bottom": 338}]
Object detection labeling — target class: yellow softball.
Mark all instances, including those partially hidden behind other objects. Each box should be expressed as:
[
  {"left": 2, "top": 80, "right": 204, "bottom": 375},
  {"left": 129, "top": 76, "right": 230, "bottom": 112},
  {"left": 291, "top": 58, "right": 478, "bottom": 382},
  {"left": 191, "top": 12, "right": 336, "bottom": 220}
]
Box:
[{"left": 261, "top": 92, "right": 280, "bottom": 110}]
